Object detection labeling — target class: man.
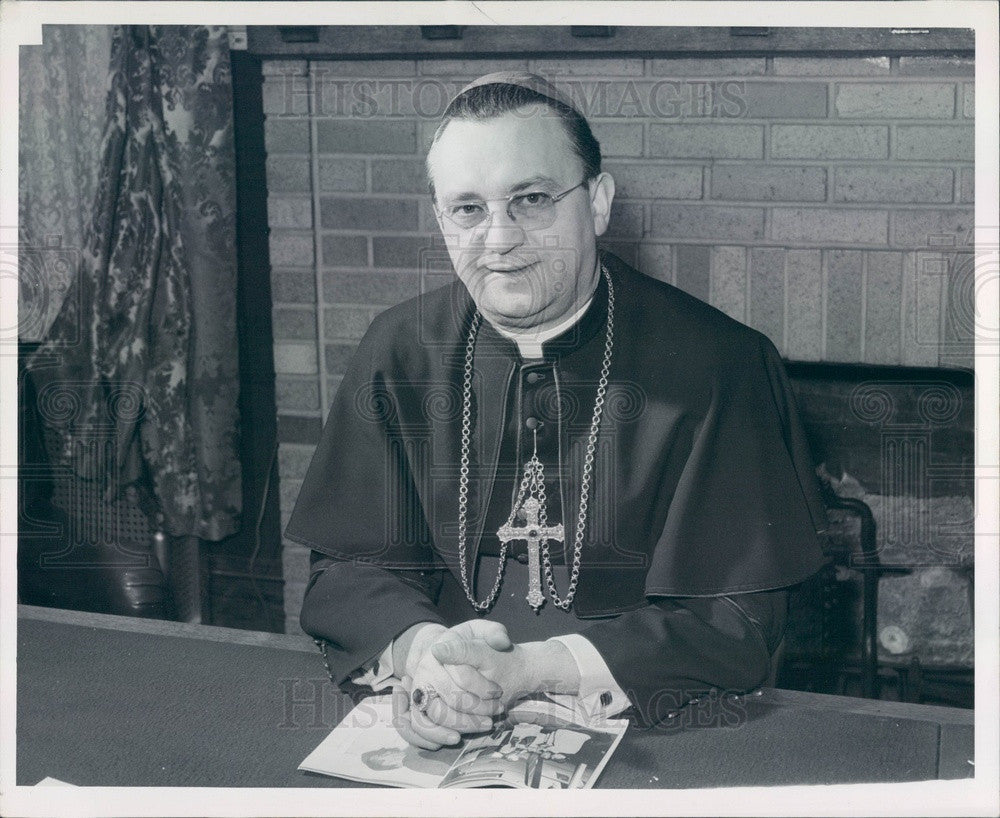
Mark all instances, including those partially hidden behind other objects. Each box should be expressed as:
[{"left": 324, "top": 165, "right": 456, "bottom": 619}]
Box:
[{"left": 288, "top": 72, "right": 828, "bottom": 750}]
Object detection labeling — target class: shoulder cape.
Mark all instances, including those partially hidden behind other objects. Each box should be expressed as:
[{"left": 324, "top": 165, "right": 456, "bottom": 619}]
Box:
[{"left": 285, "top": 253, "right": 828, "bottom": 610}]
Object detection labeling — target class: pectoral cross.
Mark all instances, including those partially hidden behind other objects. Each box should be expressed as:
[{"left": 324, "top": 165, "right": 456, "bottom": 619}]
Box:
[{"left": 496, "top": 496, "right": 564, "bottom": 611}]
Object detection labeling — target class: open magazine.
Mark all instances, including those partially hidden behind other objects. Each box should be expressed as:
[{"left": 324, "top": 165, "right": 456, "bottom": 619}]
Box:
[{"left": 299, "top": 694, "right": 628, "bottom": 789}]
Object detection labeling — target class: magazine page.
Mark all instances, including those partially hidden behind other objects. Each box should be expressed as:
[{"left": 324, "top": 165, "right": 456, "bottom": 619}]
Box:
[
  {"left": 299, "top": 693, "right": 628, "bottom": 789},
  {"left": 298, "top": 695, "right": 461, "bottom": 788},
  {"left": 438, "top": 702, "right": 629, "bottom": 790}
]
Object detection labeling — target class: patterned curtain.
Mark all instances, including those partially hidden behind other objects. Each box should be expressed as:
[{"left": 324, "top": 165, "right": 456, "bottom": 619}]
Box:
[
  {"left": 18, "top": 25, "right": 111, "bottom": 340},
  {"left": 27, "top": 25, "right": 242, "bottom": 541}
]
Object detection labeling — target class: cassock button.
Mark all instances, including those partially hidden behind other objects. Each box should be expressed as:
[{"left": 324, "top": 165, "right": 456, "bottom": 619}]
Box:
[
  {"left": 526, "top": 371, "right": 544, "bottom": 384},
  {"left": 525, "top": 416, "right": 540, "bottom": 431},
  {"left": 600, "top": 691, "right": 613, "bottom": 707}
]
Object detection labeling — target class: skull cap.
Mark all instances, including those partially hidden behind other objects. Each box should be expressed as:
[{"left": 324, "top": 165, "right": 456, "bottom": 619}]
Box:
[{"left": 450, "top": 71, "right": 582, "bottom": 116}]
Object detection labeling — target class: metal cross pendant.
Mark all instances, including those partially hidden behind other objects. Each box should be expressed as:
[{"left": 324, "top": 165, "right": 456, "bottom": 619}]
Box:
[{"left": 496, "top": 496, "right": 564, "bottom": 611}]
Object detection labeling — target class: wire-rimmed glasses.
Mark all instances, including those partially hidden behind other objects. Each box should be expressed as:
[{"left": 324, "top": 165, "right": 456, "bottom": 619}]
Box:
[{"left": 434, "top": 179, "right": 589, "bottom": 231}]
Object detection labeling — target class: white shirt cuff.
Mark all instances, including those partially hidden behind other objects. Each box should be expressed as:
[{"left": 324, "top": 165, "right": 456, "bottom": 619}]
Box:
[
  {"left": 546, "top": 634, "right": 632, "bottom": 722},
  {"left": 350, "top": 639, "right": 398, "bottom": 692}
]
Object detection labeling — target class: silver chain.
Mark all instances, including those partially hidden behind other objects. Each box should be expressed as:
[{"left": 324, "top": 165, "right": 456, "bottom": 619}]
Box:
[{"left": 456, "top": 263, "right": 615, "bottom": 611}]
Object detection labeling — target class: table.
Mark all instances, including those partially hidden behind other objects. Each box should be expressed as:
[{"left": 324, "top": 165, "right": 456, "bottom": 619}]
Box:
[{"left": 16, "top": 605, "right": 975, "bottom": 788}]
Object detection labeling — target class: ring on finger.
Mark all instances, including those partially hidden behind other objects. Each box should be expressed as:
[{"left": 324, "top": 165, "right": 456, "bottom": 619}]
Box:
[
  {"left": 421, "top": 697, "right": 490, "bottom": 733},
  {"left": 410, "top": 684, "right": 439, "bottom": 713}
]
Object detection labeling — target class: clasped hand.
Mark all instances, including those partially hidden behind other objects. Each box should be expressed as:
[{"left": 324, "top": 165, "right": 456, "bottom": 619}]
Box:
[{"left": 392, "top": 620, "right": 534, "bottom": 750}]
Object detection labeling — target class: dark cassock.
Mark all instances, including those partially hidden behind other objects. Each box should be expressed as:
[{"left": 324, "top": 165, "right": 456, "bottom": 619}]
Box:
[{"left": 288, "top": 250, "right": 829, "bottom": 726}]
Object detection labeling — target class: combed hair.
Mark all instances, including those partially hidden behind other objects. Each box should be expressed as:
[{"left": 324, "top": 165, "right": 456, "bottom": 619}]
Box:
[{"left": 427, "top": 83, "right": 602, "bottom": 195}]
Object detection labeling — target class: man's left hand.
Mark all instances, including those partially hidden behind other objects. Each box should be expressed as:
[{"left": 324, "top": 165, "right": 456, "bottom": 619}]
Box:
[
  {"left": 431, "top": 637, "right": 579, "bottom": 710},
  {"left": 431, "top": 638, "right": 531, "bottom": 709}
]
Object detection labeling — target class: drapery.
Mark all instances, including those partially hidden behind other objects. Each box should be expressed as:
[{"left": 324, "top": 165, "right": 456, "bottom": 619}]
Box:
[
  {"left": 18, "top": 25, "right": 111, "bottom": 340},
  {"left": 26, "top": 25, "right": 242, "bottom": 541}
]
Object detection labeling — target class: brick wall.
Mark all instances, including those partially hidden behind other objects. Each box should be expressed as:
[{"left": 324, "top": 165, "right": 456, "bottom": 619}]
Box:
[{"left": 262, "top": 55, "right": 975, "bottom": 640}]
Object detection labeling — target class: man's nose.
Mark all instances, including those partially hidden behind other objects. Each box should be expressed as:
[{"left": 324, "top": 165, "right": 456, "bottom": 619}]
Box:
[{"left": 479, "top": 203, "right": 525, "bottom": 252}]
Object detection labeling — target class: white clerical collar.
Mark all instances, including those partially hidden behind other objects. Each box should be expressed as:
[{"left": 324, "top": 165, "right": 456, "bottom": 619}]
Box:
[{"left": 492, "top": 291, "right": 596, "bottom": 360}]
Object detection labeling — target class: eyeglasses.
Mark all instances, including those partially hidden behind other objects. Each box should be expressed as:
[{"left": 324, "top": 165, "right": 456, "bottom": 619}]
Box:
[{"left": 434, "top": 179, "right": 589, "bottom": 231}]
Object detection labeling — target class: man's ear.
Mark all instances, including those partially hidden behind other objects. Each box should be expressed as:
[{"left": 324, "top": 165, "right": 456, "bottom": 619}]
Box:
[
  {"left": 429, "top": 194, "right": 459, "bottom": 247},
  {"left": 589, "top": 172, "right": 616, "bottom": 237}
]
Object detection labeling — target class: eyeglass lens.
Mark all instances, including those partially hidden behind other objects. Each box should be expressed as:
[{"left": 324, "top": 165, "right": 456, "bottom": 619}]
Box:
[{"left": 439, "top": 181, "right": 586, "bottom": 230}]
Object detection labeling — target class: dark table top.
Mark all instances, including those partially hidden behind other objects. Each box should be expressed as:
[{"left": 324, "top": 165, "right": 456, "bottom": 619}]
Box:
[{"left": 16, "top": 605, "right": 974, "bottom": 789}]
